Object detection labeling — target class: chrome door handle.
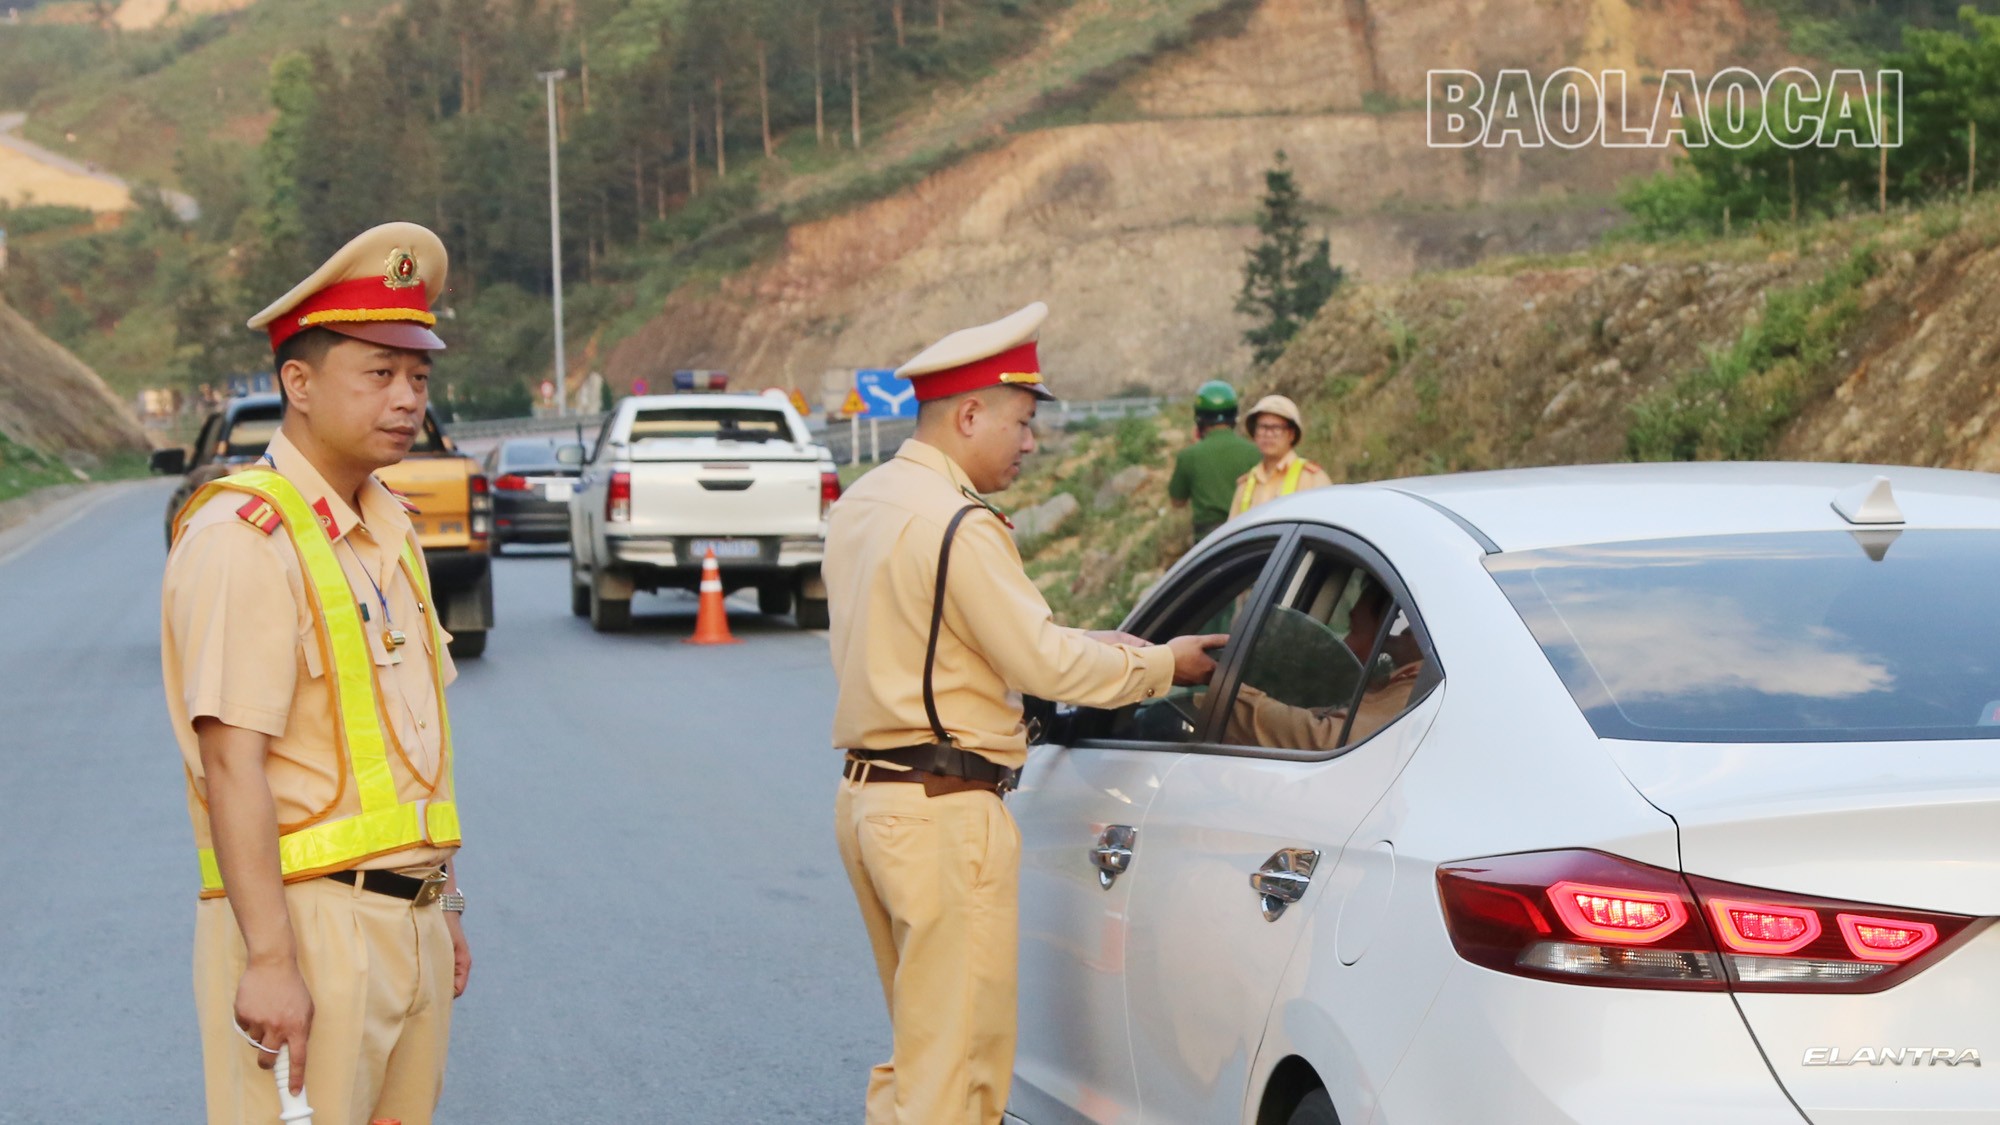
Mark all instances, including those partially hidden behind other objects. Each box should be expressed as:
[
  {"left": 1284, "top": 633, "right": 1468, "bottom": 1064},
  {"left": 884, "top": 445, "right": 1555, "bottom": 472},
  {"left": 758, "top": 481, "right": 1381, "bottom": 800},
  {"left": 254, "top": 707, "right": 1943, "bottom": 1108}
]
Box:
[
  {"left": 1092, "top": 825, "right": 1136, "bottom": 889},
  {"left": 1250, "top": 848, "right": 1321, "bottom": 921}
]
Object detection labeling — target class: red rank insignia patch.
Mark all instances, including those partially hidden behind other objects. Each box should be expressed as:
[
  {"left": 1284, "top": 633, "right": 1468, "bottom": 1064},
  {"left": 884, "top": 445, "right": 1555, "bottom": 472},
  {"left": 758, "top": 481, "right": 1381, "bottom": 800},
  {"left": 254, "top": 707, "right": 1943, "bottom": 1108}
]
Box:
[
  {"left": 235, "top": 497, "right": 283, "bottom": 535},
  {"left": 387, "top": 487, "right": 422, "bottom": 515},
  {"left": 311, "top": 497, "right": 340, "bottom": 539}
]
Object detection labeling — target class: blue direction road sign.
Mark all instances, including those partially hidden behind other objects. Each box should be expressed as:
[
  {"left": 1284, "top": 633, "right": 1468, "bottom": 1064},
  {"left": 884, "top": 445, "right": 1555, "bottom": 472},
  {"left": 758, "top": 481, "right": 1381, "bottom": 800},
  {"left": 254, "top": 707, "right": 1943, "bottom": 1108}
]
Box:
[{"left": 856, "top": 368, "right": 917, "bottom": 419}]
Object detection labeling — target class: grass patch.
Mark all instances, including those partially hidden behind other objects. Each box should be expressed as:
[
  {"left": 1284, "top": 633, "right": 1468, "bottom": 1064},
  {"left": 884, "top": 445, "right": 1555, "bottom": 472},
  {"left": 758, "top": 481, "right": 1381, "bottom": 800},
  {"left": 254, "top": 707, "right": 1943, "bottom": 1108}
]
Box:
[
  {"left": 1625, "top": 245, "right": 1880, "bottom": 461},
  {"left": 0, "top": 433, "right": 75, "bottom": 504}
]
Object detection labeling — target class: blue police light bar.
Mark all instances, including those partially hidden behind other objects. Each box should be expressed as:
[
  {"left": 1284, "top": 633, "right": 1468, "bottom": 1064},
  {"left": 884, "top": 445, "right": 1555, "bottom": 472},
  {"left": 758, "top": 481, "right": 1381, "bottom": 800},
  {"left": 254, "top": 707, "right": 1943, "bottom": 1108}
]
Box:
[{"left": 673, "top": 370, "right": 729, "bottom": 392}]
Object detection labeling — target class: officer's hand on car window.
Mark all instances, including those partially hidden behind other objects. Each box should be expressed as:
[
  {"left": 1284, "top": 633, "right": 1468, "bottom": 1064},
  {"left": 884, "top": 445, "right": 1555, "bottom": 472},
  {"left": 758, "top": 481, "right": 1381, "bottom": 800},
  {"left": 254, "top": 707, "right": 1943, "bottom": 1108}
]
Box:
[
  {"left": 1085, "top": 630, "right": 1149, "bottom": 648},
  {"left": 236, "top": 960, "right": 314, "bottom": 1092},
  {"left": 1167, "top": 633, "right": 1230, "bottom": 686}
]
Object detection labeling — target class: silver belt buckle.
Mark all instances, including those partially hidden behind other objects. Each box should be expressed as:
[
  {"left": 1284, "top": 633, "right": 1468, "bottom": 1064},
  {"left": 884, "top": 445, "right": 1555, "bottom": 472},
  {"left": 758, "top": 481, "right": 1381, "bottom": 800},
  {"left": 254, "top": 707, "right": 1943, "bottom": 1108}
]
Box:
[{"left": 414, "top": 871, "right": 449, "bottom": 907}]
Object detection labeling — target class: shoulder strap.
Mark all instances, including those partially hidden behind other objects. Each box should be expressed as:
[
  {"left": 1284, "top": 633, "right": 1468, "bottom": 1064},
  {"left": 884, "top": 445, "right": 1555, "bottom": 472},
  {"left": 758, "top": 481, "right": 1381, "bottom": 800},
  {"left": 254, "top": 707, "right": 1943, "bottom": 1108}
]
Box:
[{"left": 924, "top": 503, "right": 985, "bottom": 747}]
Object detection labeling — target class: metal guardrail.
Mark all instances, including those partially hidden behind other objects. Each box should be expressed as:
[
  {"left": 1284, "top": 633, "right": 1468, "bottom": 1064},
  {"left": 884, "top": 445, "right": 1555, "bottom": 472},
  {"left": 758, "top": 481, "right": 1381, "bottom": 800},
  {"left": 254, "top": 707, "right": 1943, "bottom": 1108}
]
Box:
[
  {"left": 445, "top": 412, "right": 609, "bottom": 441},
  {"left": 441, "top": 397, "right": 1166, "bottom": 465}
]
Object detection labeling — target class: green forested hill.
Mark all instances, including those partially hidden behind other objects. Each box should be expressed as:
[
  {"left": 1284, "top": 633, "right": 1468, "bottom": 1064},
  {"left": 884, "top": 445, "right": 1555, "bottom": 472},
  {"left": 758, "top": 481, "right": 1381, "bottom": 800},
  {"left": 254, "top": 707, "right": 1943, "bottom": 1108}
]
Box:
[{"left": 0, "top": 0, "right": 1248, "bottom": 410}]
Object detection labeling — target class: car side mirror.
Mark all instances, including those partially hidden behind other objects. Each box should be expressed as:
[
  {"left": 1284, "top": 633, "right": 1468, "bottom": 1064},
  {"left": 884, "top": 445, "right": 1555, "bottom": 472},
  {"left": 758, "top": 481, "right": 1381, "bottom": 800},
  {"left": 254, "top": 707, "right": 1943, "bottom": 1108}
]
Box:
[
  {"left": 556, "top": 443, "right": 586, "bottom": 466},
  {"left": 149, "top": 447, "right": 187, "bottom": 476}
]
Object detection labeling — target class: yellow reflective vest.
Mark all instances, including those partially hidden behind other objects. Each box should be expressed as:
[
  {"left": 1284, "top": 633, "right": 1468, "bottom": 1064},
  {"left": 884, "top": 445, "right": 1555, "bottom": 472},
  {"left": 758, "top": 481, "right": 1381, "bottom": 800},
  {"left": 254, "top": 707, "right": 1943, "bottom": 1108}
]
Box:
[
  {"left": 172, "top": 469, "right": 460, "bottom": 896},
  {"left": 1232, "top": 456, "right": 1307, "bottom": 517}
]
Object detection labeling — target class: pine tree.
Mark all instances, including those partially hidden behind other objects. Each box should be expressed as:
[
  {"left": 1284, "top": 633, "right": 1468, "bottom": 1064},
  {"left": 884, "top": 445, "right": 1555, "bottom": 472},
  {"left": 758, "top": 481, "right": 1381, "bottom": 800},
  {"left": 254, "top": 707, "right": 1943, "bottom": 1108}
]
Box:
[{"left": 1236, "top": 151, "right": 1342, "bottom": 366}]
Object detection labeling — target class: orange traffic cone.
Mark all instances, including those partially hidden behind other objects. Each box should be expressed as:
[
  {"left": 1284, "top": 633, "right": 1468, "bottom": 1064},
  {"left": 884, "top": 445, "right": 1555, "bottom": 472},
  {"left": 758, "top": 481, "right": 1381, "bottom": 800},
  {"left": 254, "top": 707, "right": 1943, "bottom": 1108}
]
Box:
[{"left": 686, "top": 548, "right": 740, "bottom": 645}]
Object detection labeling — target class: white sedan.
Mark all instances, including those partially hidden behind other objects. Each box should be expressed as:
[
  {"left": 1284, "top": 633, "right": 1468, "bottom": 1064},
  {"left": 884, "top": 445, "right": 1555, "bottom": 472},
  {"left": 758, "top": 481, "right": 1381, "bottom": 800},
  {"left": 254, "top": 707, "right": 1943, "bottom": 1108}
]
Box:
[{"left": 1008, "top": 462, "right": 2000, "bottom": 1125}]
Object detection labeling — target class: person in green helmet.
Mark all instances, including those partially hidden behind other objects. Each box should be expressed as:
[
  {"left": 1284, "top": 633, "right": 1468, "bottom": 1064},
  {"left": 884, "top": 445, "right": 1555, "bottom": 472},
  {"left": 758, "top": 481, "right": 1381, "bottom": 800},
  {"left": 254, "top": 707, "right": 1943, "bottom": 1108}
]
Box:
[{"left": 1168, "top": 380, "right": 1262, "bottom": 542}]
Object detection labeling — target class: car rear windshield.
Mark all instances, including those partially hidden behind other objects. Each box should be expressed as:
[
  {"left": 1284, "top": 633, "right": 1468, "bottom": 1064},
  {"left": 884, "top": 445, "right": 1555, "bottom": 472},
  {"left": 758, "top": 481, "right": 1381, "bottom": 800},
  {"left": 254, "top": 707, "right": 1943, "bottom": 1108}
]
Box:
[
  {"left": 1486, "top": 530, "right": 2000, "bottom": 743},
  {"left": 500, "top": 441, "right": 569, "bottom": 473},
  {"left": 221, "top": 409, "right": 282, "bottom": 458},
  {"left": 628, "top": 408, "right": 789, "bottom": 443}
]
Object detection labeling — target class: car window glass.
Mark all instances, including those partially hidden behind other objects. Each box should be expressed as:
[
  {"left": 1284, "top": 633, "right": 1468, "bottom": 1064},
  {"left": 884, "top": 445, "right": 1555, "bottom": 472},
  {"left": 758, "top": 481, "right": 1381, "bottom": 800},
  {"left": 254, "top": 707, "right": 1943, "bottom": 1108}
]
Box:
[
  {"left": 191, "top": 414, "right": 222, "bottom": 468},
  {"left": 406, "top": 411, "right": 446, "bottom": 455},
  {"left": 1091, "top": 542, "right": 1275, "bottom": 745},
  {"left": 590, "top": 414, "right": 617, "bottom": 462},
  {"left": 221, "top": 408, "right": 282, "bottom": 459},
  {"left": 1219, "top": 545, "right": 1434, "bottom": 753},
  {"left": 628, "top": 408, "right": 787, "bottom": 442}
]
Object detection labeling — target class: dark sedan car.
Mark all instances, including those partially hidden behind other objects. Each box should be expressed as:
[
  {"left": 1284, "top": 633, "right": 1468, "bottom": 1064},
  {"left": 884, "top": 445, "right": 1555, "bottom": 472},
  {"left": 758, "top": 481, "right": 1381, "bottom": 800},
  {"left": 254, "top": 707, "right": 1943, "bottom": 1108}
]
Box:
[{"left": 484, "top": 437, "right": 585, "bottom": 553}]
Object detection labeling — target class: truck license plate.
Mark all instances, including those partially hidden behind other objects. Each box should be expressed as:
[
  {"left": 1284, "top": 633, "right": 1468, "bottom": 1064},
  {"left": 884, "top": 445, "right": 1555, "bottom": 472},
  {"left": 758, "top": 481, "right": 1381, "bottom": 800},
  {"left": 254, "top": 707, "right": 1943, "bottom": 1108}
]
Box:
[{"left": 692, "top": 539, "right": 760, "bottom": 560}]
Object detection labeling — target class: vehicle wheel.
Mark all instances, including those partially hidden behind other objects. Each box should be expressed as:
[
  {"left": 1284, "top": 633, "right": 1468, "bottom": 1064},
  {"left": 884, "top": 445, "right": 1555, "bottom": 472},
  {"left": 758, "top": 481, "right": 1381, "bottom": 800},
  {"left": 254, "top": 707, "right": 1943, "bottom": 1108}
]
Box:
[
  {"left": 448, "top": 631, "right": 488, "bottom": 659},
  {"left": 796, "top": 596, "right": 830, "bottom": 630},
  {"left": 590, "top": 581, "right": 632, "bottom": 633},
  {"left": 570, "top": 556, "right": 590, "bottom": 618},
  {"left": 1286, "top": 1089, "right": 1337, "bottom": 1125},
  {"left": 758, "top": 584, "right": 792, "bottom": 616}
]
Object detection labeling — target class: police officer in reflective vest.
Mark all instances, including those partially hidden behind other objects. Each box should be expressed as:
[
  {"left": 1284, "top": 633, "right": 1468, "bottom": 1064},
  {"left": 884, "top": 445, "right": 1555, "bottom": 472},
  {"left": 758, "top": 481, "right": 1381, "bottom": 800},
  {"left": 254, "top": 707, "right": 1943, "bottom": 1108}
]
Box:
[
  {"left": 161, "top": 222, "right": 470, "bottom": 1125},
  {"left": 1231, "top": 393, "right": 1332, "bottom": 518},
  {"left": 1167, "top": 379, "right": 1260, "bottom": 542},
  {"left": 825, "top": 302, "right": 1228, "bottom": 1124}
]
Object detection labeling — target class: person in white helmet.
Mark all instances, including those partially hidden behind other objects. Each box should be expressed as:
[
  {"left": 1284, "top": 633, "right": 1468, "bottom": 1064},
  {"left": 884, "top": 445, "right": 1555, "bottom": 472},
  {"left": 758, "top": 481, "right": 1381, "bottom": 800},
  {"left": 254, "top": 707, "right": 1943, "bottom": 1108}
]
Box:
[{"left": 1230, "top": 393, "right": 1331, "bottom": 518}]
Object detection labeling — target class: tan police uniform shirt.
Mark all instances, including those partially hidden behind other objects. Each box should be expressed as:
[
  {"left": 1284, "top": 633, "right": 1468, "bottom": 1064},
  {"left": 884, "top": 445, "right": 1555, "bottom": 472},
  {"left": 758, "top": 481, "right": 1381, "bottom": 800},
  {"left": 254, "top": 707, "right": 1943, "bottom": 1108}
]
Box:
[
  {"left": 825, "top": 439, "right": 1174, "bottom": 768},
  {"left": 161, "top": 428, "right": 458, "bottom": 872},
  {"left": 1234, "top": 450, "right": 1333, "bottom": 514}
]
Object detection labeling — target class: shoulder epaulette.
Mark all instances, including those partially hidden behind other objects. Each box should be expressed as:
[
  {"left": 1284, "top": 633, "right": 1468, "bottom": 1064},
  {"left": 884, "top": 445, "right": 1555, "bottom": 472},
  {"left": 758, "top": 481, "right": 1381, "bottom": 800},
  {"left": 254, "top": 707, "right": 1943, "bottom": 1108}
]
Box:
[
  {"left": 386, "top": 486, "right": 422, "bottom": 515},
  {"left": 959, "top": 486, "right": 1015, "bottom": 530},
  {"left": 235, "top": 496, "right": 283, "bottom": 535}
]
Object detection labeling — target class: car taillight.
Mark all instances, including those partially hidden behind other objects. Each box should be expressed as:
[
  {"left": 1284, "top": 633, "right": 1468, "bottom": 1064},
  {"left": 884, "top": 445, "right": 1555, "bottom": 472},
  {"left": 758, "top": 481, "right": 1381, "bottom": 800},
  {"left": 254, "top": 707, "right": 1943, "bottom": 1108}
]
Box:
[
  {"left": 495, "top": 473, "right": 530, "bottom": 492},
  {"left": 820, "top": 470, "right": 841, "bottom": 519},
  {"left": 1437, "top": 850, "right": 1979, "bottom": 994},
  {"left": 607, "top": 470, "right": 631, "bottom": 523},
  {"left": 468, "top": 473, "right": 491, "bottom": 540}
]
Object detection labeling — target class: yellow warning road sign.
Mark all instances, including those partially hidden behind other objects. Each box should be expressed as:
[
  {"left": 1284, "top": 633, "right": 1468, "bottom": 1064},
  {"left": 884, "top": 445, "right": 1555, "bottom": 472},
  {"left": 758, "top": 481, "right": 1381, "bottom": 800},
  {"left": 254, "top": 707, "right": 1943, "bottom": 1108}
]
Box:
[
  {"left": 790, "top": 389, "right": 812, "bottom": 416},
  {"left": 841, "top": 388, "right": 869, "bottom": 416}
]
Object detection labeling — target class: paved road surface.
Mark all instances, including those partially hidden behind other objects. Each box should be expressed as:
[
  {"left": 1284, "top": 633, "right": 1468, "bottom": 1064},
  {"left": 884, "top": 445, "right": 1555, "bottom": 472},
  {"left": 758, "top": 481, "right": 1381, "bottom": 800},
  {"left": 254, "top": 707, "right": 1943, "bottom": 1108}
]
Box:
[
  {"left": 0, "top": 480, "right": 884, "bottom": 1122},
  {"left": 0, "top": 112, "right": 201, "bottom": 221}
]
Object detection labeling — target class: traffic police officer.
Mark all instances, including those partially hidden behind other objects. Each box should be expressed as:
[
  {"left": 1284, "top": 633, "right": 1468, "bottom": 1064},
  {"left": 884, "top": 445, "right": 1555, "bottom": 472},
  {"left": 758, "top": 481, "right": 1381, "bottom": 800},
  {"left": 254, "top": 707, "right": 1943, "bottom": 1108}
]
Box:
[
  {"left": 161, "top": 222, "right": 471, "bottom": 1125},
  {"left": 1167, "top": 379, "right": 1260, "bottom": 541},
  {"left": 1231, "top": 392, "right": 1332, "bottom": 518},
  {"left": 825, "top": 302, "right": 1227, "bottom": 1125}
]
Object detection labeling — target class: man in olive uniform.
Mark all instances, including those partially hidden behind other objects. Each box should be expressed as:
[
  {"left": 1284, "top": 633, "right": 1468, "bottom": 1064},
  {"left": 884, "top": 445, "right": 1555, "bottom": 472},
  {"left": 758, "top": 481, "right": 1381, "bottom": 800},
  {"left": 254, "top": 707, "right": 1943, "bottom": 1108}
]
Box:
[
  {"left": 825, "top": 302, "right": 1228, "bottom": 1125},
  {"left": 161, "top": 222, "right": 471, "bottom": 1125},
  {"left": 1231, "top": 392, "right": 1332, "bottom": 519},
  {"left": 1167, "top": 379, "right": 1261, "bottom": 541}
]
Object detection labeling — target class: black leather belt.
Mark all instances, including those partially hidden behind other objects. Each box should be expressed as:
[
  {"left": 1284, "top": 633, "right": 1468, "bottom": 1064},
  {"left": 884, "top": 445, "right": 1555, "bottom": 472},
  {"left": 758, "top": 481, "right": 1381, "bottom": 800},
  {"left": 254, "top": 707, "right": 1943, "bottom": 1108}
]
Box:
[
  {"left": 851, "top": 743, "right": 1019, "bottom": 787},
  {"left": 327, "top": 868, "right": 446, "bottom": 904}
]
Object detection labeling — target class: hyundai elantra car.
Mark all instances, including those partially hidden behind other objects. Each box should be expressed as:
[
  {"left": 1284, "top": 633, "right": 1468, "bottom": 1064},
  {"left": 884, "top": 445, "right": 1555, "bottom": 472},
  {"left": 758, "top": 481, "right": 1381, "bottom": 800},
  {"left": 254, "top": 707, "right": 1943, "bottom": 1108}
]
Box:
[{"left": 1008, "top": 462, "right": 1999, "bottom": 1125}]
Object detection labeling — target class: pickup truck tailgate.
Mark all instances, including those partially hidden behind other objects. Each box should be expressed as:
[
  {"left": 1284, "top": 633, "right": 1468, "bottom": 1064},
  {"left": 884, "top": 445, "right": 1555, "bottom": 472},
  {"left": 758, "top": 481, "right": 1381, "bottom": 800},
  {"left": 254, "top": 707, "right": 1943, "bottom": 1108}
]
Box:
[{"left": 629, "top": 454, "right": 824, "bottom": 536}]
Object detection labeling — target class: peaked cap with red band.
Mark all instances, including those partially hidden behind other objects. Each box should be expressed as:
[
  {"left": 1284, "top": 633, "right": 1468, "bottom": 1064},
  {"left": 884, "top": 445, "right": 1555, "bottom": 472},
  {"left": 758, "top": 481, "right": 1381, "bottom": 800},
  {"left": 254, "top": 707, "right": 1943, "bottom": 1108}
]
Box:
[
  {"left": 248, "top": 222, "right": 449, "bottom": 353},
  {"left": 896, "top": 301, "right": 1058, "bottom": 403}
]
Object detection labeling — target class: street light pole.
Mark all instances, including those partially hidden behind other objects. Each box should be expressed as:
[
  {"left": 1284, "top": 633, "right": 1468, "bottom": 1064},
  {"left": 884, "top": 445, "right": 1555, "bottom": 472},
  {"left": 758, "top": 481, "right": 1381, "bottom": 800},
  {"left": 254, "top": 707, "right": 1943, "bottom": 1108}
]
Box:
[{"left": 537, "top": 68, "right": 569, "bottom": 417}]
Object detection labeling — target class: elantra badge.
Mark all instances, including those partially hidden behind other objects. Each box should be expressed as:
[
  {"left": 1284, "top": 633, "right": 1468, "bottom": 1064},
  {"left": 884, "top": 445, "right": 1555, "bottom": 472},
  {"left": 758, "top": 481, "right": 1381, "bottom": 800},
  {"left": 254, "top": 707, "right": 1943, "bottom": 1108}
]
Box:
[{"left": 1803, "top": 1047, "right": 1982, "bottom": 1067}]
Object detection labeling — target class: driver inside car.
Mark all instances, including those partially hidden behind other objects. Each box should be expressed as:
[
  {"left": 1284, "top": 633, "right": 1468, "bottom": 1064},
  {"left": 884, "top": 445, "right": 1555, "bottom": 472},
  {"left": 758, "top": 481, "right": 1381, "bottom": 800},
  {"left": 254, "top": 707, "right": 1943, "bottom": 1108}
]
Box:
[{"left": 1221, "top": 579, "right": 1425, "bottom": 751}]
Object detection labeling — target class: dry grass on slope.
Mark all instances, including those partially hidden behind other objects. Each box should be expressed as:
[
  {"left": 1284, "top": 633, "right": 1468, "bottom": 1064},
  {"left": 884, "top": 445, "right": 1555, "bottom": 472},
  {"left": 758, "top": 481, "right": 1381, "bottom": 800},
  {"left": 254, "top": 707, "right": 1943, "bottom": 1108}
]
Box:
[{"left": 1255, "top": 198, "right": 2000, "bottom": 484}]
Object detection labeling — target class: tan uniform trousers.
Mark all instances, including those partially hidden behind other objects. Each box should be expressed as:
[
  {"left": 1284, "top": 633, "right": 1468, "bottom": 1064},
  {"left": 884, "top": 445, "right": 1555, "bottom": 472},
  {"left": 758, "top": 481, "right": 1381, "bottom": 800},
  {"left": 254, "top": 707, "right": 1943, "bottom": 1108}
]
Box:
[
  {"left": 195, "top": 875, "right": 454, "bottom": 1125},
  {"left": 836, "top": 776, "right": 1022, "bottom": 1125}
]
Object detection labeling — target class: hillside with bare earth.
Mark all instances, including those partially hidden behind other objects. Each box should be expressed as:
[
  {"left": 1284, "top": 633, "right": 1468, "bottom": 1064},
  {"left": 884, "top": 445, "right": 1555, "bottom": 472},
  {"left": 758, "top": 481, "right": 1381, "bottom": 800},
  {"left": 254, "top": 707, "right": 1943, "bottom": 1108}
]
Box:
[
  {"left": 0, "top": 297, "right": 149, "bottom": 459},
  {"left": 999, "top": 196, "right": 2000, "bottom": 627},
  {"left": 606, "top": 0, "right": 1793, "bottom": 400}
]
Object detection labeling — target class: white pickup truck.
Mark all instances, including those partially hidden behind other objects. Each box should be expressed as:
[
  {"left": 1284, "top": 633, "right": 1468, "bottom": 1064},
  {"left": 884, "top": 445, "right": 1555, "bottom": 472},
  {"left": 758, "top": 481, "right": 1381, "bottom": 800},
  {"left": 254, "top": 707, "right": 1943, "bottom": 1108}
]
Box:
[{"left": 567, "top": 393, "right": 840, "bottom": 632}]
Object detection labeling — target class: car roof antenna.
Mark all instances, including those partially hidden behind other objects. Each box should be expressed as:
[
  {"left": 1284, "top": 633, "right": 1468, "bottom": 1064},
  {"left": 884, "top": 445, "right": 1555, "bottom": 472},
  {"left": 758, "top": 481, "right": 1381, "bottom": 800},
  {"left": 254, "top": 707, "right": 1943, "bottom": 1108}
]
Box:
[{"left": 1831, "top": 475, "right": 1904, "bottom": 526}]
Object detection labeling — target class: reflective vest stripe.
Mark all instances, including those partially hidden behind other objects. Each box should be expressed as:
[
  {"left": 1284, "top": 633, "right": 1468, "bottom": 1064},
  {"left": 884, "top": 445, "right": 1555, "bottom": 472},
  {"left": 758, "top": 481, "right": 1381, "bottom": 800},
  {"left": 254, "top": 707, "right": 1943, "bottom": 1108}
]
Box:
[
  {"left": 1232, "top": 457, "right": 1307, "bottom": 516},
  {"left": 195, "top": 801, "right": 463, "bottom": 891},
  {"left": 174, "top": 470, "right": 458, "bottom": 893}
]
